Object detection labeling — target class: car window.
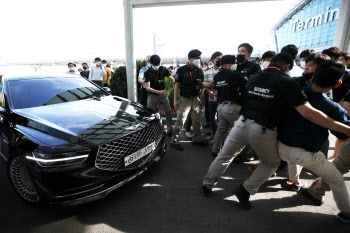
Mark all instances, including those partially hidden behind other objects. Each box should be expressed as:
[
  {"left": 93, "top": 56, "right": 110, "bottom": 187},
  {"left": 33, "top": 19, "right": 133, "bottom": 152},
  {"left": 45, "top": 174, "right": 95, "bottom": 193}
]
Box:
[{"left": 8, "top": 77, "right": 108, "bottom": 109}]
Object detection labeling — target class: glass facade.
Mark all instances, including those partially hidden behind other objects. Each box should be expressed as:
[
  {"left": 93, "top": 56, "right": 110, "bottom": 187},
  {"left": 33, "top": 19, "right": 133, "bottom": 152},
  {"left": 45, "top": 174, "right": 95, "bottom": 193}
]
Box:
[{"left": 275, "top": 0, "right": 341, "bottom": 52}]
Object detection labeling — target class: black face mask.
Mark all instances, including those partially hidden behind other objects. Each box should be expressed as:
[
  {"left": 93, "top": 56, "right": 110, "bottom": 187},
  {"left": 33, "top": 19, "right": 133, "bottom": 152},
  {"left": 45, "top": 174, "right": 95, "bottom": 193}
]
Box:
[
  {"left": 302, "top": 72, "right": 313, "bottom": 80},
  {"left": 83, "top": 67, "right": 88, "bottom": 70},
  {"left": 237, "top": 55, "right": 245, "bottom": 63},
  {"left": 215, "top": 60, "right": 221, "bottom": 67}
]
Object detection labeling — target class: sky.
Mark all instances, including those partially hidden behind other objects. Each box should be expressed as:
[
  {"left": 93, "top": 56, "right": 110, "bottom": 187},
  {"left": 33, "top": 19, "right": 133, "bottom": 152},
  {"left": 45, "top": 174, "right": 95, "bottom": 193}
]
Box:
[{"left": 0, "top": 0, "right": 301, "bottom": 64}]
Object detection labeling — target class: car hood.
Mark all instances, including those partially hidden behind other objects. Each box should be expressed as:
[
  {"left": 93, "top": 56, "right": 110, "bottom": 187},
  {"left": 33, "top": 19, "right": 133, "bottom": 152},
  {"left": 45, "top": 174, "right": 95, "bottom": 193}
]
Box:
[{"left": 13, "top": 96, "right": 159, "bottom": 149}]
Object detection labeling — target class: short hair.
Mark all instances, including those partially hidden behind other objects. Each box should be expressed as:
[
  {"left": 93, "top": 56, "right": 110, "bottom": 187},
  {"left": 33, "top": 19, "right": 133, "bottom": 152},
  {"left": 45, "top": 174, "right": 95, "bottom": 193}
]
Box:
[
  {"left": 150, "top": 54, "right": 161, "bottom": 66},
  {"left": 341, "top": 53, "right": 350, "bottom": 62},
  {"left": 281, "top": 44, "right": 298, "bottom": 60},
  {"left": 68, "top": 63, "right": 73, "bottom": 67},
  {"left": 94, "top": 57, "right": 101, "bottom": 62},
  {"left": 313, "top": 61, "right": 345, "bottom": 88},
  {"left": 210, "top": 51, "right": 223, "bottom": 61},
  {"left": 262, "top": 51, "right": 276, "bottom": 60},
  {"left": 322, "top": 47, "right": 342, "bottom": 59},
  {"left": 82, "top": 63, "right": 88, "bottom": 66},
  {"left": 238, "top": 43, "right": 253, "bottom": 54},
  {"left": 270, "top": 52, "right": 294, "bottom": 70},
  {"left": 204, "top": 62, "right": 208, "bottom": 66},
  {"left": 305, "top": 54, "right": 330, "bottom": 65},
  {"left": 101, "top": 60, "right": 107, "bottom": 64},
  {"left": 299, "top": 49, "right": 317, "bottom": 59},
  {"left": 106, "top": 64, "right": 111, "bottom": 68}
]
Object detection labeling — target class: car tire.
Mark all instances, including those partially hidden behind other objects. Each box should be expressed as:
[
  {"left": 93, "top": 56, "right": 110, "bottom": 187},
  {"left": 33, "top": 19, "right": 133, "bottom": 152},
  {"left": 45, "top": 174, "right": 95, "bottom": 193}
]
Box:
[{"left": 8, "top": 152, "right": 43, "bottom": 206}]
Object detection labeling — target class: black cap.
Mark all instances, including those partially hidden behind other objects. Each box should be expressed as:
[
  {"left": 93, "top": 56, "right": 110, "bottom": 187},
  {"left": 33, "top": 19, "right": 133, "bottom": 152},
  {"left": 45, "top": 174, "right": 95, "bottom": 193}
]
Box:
[
  {"left": 188, "top": 49, "right": 202, "bottom": 59},
  {"left": 220, "top": 55, "right": 236, "bottom": 65},
  {"left": 150, "top": 55, "right": 161, "bottom": 66}
]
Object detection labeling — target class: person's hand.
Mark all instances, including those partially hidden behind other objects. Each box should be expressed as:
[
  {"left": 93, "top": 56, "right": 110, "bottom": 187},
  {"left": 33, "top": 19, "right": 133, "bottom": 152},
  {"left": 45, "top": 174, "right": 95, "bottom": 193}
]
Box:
[
  {"left": 174, "top": 100, "right": 179, "bottom": 110},
  {"left": 159, "top": 90, "right": 168, "bottom": 96},
  {"left": 209, "top": 92, "right": 215, "bottom": 100}
]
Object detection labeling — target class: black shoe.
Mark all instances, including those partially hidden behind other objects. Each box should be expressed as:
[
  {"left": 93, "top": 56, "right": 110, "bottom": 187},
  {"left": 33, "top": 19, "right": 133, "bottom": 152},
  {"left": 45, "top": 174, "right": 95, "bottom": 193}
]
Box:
[
  {"left": 212, "top": 152, "right": 218, "bottom": 157},
  {"left": 299, "top": 188, "right": 323, "bottom": 206},
  {"left": 233, "top": 155, "right": 245, "bottom": 164},
  {"left": 192, "top": 141, "right": 208, "bottom": 147},
  {"left": 246, "top": 153, "right": 254, "bottom": 161},
  {"left": 337, "top": 212, "right": 350, "bottom": 223},
  {"left": 171, "top": 143, "right": 183, "bottom": 151},
  {"left": 233, "top": 185, "right": 252, "bottom": 210},
  {"left": 203, "top": 123, "right": 210, "bottom": 129},
  {"left": 202, "top": 185, "right": 212, "bottom": 197},
  {"left": 166, "top": 131, "right": 173, "bottom": 137}
]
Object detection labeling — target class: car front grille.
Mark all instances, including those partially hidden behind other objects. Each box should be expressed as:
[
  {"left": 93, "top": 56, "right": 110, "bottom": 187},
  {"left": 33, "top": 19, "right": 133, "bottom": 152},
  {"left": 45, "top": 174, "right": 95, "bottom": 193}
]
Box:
[{"left": 95, "top": 121, "right": 163, "bottom": 171}]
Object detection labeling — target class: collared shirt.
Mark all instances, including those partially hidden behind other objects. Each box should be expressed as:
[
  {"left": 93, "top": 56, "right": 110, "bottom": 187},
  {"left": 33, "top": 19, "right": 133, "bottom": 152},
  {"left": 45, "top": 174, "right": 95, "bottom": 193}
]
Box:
[
  {"left": 89, "top": 65, "right": 106, "bottom": 81},
  {"left": 66, "top": 70, "right": 80, "bottom": 76},
  {"left": 138, "top": 66, "right": 149, "bottom": 88},
  {"left": 237, "top": 60, "right": 261, "bottom": 79},
  {"left": 204, "top": 68, "right": 219, "bottom": 101},
  {"left": 278, "top": 87, "right": 350, "bottom": 152}
]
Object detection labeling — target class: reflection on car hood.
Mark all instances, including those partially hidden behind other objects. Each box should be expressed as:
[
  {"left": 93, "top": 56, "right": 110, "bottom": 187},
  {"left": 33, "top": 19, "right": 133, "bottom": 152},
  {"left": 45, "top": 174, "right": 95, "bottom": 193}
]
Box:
[{"left": 13, "top": 96, "right": 157, "bottom": 147}]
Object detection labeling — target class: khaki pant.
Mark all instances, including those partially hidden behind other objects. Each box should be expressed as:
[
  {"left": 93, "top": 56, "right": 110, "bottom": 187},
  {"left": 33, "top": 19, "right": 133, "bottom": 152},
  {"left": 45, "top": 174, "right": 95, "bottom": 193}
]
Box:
[
  {"left": 172, "top": 96, "right": 202, "bottom": 144},
  {"left": 212, "top": 103, "right": 241, "bottom": 153},
  {"left": 307, "top": 141, "right": 350, "bottom": 211},
  {"left": 203, "top": 116, "right": 280, "bottom": 194},
  {"left": 147, "top": 94, "right": 173, "bottom": 132},
  {"left": 278, "top": 141, "right": 350, "bottom": 213}
]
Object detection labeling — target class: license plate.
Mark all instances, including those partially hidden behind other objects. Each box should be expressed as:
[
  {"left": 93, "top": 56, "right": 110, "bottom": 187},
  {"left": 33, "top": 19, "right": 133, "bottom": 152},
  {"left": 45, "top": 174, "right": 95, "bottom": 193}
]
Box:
[{"left": 124, "top": 142, "right": 156, "bottom": 167}]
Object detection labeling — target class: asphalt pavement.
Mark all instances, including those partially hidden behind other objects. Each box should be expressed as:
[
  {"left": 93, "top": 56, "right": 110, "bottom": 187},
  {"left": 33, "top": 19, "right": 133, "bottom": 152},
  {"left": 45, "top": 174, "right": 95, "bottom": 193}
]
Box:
[{"left": 0, "top": 126, "right": 349, "bottom": 233}]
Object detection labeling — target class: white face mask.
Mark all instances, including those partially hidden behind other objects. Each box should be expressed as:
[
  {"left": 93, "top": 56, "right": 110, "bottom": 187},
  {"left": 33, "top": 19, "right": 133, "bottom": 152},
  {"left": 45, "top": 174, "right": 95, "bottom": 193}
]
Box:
[
  {"left": 152, "top": 65, "right": 159, "bottom": 71},
  {"left": 96, "top": 62, "right": 101, "bottom": 66},
  {"left": 69, "top": 67, "right": 75, "bottom": 71},
  {"left": 191, "top": 59, "right": 200, "bottom": 67},
  {"left": 102, "top": 64, "right": 107, "bottom": 67},
  {"left": 230, "top": 64, "right": 237, "bottom": 71},
  {"left": 147, "top": 63, "right": 151, "bottom": 68},
  {"left": 262, "top": 61, "right": 270, "bottom": 69},
  {"left": 300, "top": 61, "right": 306, "bottom": 69}
]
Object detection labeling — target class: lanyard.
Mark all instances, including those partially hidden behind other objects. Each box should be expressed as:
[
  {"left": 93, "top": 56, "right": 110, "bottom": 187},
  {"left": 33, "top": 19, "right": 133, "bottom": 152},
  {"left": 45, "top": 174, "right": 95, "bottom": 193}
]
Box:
[
  {"left": 188, "top": 64, "right": 197, "bottom": 79},
  {"left": 152, "top": 70, "right": 160, "bottom": 82}
]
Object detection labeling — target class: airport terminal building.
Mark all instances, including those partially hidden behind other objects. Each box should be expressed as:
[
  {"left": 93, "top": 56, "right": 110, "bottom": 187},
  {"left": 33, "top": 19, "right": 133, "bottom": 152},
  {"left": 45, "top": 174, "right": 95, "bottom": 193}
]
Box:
[{"left": 274, "top": 0, "right": 350, "bottom": 53}]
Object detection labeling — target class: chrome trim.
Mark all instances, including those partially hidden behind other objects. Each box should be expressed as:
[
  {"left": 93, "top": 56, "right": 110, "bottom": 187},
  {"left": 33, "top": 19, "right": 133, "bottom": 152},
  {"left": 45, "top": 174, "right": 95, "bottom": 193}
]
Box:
[
  {"left": 0, "top": 152, "right": 8, "bottom": 162},
  {"left": 26, "top": 154, "right": 88, "bottom": 163}
]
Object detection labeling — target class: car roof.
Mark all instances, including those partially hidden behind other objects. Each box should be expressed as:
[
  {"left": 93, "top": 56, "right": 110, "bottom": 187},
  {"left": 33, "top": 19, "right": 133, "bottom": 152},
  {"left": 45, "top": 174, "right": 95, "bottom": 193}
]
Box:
[{"left": 3, "top": 74, "right": 82, "bottom": 82}]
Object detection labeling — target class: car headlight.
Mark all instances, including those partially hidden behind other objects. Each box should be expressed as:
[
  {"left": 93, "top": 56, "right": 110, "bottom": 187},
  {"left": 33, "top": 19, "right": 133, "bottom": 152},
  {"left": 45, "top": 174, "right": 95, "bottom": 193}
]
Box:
[{"left": 26, "top": 150, "right": 90, "bottom": 167}]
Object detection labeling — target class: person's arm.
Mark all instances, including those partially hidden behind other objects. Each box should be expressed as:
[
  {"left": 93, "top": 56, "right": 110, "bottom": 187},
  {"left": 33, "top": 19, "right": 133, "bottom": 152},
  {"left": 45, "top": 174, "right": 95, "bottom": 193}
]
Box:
[
  {"left": 295, "top": 103, "right": 350, "bottom": 136},
  {"left": 138, "top": 68, "right": 146, "bottom": 84},
  {"left": 145, "top": 82, "right": 167, "bottom": 96},
  {"left": 174, "top": 82, "right": 180, "bottom": 109},
  {"left": 101, "top": 67, "right": 106, "bottom": 76},
  {"left": 167, "top": 75, "right": 175, "bottom": 84}
]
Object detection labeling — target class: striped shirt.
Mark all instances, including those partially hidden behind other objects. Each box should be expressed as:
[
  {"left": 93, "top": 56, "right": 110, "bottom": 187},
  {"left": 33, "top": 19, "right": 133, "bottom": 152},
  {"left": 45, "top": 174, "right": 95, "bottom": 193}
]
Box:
[{"left": 204, "top": 68, "right": 219, "bottom": 101}]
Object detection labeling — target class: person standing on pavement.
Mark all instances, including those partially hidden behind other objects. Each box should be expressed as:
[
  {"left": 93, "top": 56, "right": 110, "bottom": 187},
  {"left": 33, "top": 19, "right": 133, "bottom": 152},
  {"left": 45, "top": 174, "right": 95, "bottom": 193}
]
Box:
[
  {"left": 66, "top": 63, "right": 80, "bottom": 76},
  {"left": 102, "top": 60, "right": 112, "bottom": 87},
  {"left": 80, "top": 63, "right": 90, "bottom": 79},
  {"left": 138, "top": 55, "right": 151, "bottom": 106},
  {"left": 201, "top": 52, "right": 350, "bottom": 210},
  {"left": 171, "top": 49, "right": 208, "bottom": 151},
  {"left": 202, "top": 55, "right": 247, "bottom": 157},
  {"left": 144, "top": 55, "right": 175, "bottom": 137},
  {"left": 277, "top": 61, "right": 350, "bottom": 223},
  {"left": 204, "top": 51, "right": 223, "bottom": 142},
  {"left": 89, "top": 57, "right": 106, "bottom": 87}
]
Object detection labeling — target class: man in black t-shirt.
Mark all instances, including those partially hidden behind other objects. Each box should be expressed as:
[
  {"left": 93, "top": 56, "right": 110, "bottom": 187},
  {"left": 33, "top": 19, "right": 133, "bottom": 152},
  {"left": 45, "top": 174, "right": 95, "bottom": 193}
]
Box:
[
  {"left": 80, "top": 63, "right": 90, "bottom": 79},
  {"left": 144, "top": 55, "right": 175, "bottom": 137},
  {"left": 236, "top": 43, "right": 261, "bottom": 79},
  {"left": 202, "top": 53, "right": 350, "bottom": 210}
]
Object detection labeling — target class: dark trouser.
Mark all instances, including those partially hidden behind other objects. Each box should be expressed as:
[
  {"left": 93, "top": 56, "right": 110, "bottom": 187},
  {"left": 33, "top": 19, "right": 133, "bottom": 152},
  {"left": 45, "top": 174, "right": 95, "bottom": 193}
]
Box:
[
  {"left": 185, "top": 114, "right": 192, "bottom": 131},
  {"left": 140, "top": 87, "right": 148, "bottom": 106},
  {"left": 103, "top": 83, "right": 109, "bottom": 87},
  {"left": 204, "top": 91, "right": 210, "bottom": 123},
  {"left": 92, "top": 80, "right": 103, "bottom": 88},
  {"left": 208, "top": 101, "right": 218, "bottom": 136}
]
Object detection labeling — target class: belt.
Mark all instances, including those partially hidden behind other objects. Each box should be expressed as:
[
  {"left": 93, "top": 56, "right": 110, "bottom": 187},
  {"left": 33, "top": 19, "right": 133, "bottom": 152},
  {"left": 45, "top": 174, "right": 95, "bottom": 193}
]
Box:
[
  {"left": 242, "top": 116, "right": 276, "bottom": 132},
  {"left": 219, "top": 101, "right": 237, "bottom": 105}
]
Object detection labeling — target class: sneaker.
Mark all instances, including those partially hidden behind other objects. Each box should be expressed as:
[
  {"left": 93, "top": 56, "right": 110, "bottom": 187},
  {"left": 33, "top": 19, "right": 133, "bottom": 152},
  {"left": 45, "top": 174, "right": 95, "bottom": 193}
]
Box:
[
  {"left": 281, "top": 179, "right": 293, "bottom": 190},
  {"left": 212, "top": 152, "right": 218, "bottom": 157},
  {"left": 171, "top": 143, "right": 184, "bottom": 151},
  {"left": 192, "top": 141, "right": 208, "bottom": 147},
  {"left": 202, "top": 185, "right": 212, "bottom": 197},
  {"left": 185, "top": 131, "right": 193, "bottom": 138},
  {"left": 299, "top": 187, "right": 323, "bottom": 206},
  {"left": 246, "top": 153, "right": 254, "bottom": 161},
  {"left": 292, "top": 180, "right": 307, "bottom": 191},
  {"left": 336, "top": 212, "right": 350, "bottom": 223},
  {"left": 233, "top": 185, "right": 252, "bottom": 210},
  {"left": 233, "top": 155, "right": 245, "bottom": 164}
]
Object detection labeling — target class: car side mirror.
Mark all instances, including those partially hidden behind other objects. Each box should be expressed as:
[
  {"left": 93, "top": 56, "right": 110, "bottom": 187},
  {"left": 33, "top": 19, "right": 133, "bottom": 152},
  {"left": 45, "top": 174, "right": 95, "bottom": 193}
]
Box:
[{"left": 103, "top": 87, "right": 111, "bottom": 94}]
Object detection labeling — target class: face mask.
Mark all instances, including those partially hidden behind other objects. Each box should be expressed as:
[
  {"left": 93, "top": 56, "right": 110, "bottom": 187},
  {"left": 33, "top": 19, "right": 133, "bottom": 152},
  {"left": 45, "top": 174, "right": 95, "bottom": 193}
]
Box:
[
  {"left": 191, "top": 59, "right": 200, "bottom": 67},
  {"left": 147, "top": 63, "right": 151, "bottom": 68},
  {"left": 237, "top": 55, "right": 246, "bottom": 63},
  {"left": 215, "top": 60, "right": 221, "bottom": 67},
  {"left": 96, "top": 62, "right": 101, "bottom": 66},
  {"left": 69, "top": 67, "right": 75, "bottom": 71},
  {"left": 83, "top": 67, "right": 88, "bottom": 70},
  {"left": 302, "top": 72, "right": 313, "bottom": 80},
  {"left": 300, "top": 61, "right": 306, "bottom": 69},
  {"left": 230, "top": 64, "right": 237, "bottom": 71},
  {"left": 262, "top": 61, "right": 270, "bottom": 69},
  {"left": 102, "top": 64, "right": 106, "bottom": 67},
  {"left": 152, "top": 65, "right": 159, "bottom": 71}
]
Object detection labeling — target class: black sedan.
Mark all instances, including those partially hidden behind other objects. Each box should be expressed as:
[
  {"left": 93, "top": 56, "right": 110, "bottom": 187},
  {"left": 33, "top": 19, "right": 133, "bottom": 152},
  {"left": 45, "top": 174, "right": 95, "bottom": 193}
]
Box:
[{"left": 0, "top": 75, "right": 166, "bottom": 206}]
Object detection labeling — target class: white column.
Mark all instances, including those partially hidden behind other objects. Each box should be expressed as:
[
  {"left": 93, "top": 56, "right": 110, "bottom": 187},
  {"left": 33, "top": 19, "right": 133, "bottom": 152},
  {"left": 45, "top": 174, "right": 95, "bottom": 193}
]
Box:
[
  {"left": 123, "top": 0, "right": 137, "bottom": 102},
  {"left": 333, "top": 0, "right": 350, "bottom": 52}
]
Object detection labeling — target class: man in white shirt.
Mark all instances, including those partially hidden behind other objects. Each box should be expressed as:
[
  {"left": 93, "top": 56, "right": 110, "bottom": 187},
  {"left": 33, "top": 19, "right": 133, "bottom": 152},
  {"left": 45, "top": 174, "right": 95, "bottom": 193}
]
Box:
[
  {"left": 89, "top": 57, "right": 106, "bottom": 87},
  {"left": 66, "top": 63, "right": 80, "bottom": 76},
  {"left": 281, "top": 44, "right": 304, "bottom": 77}
]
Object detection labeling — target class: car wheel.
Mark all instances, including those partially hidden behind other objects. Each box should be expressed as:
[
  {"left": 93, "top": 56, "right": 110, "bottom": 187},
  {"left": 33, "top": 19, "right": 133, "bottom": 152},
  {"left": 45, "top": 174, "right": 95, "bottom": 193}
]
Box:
[{"left": 8, "top": 153, "right": 42, "bottom": 205}]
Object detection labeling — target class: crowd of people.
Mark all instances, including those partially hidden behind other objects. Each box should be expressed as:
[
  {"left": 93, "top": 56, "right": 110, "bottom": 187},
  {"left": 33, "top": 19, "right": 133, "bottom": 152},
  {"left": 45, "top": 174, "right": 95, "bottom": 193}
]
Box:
[{"left": 137, "top": 43, "right": 350, "bottom": 223}]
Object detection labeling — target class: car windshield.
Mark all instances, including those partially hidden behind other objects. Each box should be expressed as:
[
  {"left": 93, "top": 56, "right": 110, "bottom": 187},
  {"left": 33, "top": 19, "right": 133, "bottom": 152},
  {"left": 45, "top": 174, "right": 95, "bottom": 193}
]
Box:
[{"left": 8, "top": 77, "right": 108, "bottom": 109}]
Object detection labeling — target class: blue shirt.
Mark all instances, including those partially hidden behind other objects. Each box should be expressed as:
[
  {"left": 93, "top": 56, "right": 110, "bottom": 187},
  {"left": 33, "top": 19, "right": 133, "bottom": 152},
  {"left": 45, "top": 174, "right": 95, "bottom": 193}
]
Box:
[
  {"left": 138, "top": 66, "right": 149, "bottom": 88},
  {"left": 278, "top": 87, "right": 349, "bottom": 152}
]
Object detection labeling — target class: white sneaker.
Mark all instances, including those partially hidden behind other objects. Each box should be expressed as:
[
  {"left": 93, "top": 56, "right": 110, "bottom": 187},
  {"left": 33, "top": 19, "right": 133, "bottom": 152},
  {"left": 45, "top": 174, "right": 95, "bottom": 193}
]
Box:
[{"left": 186, "top": 131, "right": 193, "bottom": 138}]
